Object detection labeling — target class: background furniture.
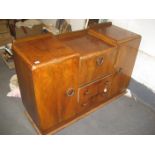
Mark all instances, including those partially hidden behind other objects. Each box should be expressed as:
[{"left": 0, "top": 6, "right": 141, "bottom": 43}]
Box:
[{"left": 0, "top": 20, "right": 12, "bottom": 46}]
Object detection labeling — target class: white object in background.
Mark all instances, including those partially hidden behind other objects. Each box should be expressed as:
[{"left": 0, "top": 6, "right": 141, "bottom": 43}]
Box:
[
  {"left": 7, "top": 74, "right": 21, "bottom": 98},
  {"left": 43, "top": 24, "right": 59, "bottom": 35},
  {"left": 0, "top": 46, "right": 5, "bottom": 50},
  {"left": 16, "top": 19, "right": 42, "bottom": 28}
]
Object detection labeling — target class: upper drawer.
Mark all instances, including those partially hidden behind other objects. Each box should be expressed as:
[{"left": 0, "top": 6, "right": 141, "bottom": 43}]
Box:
[{"left": 79, "top": 47, "right": 117, "bottom": 86}]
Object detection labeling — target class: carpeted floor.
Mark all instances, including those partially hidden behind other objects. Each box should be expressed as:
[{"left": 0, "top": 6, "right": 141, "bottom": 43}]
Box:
[{"left": 0, "top": 54, "right": 155, "bottom": 135}]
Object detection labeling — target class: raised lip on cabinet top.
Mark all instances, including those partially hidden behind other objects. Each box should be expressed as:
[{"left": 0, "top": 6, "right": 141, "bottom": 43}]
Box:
[
  {"left": 56, "top": 29, "right": 116, "bottom": 58},
  {"left": 88, "top": 22, "right": 141, "bottom": 44}
]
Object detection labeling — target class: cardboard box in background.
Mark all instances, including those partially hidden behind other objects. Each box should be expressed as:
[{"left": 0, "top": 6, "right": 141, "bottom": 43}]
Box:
[
  {"left": 0, "top": 21, "right": 12, "bottom": 46},
  {"left": 15, "top": 24, "right": 44, "bottom": 39}
]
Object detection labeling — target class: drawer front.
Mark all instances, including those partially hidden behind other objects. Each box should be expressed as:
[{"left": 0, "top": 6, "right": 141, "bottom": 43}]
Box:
[
  {"left": 78, "top": 76, "right": 112, "bottom": 111},
  {"left": 79, "top": 48, "right": 117, "bottom": 86}
]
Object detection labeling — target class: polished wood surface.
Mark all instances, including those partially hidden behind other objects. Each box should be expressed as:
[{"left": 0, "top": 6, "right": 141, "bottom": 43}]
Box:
[
  {"left": 111, "top": 38, "right": 141, "bottom": 96},
  {"left": 89, "top": 23, "right": 140, "bottom": 43},
  {"left": 13, "top": 52, "right": 40, "bottom": 127},
  {"left": 79, "top": 48, "right": 117, "bottom": 86},
  {"left": 78, "top": 75, "right": 112, "bottom": 112},
  {"left": 13, "top": 33, "right": 77, "bottom": 68},
  {"left": 57, "top": 30, "right": 113, "bottom": 56},
  {"left": 32, "top": 56, "right": 79, "bottom": 131},
  {"left": 57, "top": 30, "right": 117, "bottom": 85},
  {"left": 13, "top": 23, "right": 141, "bottom": 134}
]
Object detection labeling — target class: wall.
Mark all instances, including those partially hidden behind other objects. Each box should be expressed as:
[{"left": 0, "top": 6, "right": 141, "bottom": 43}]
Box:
[{"left": 110, "top": 19, "right": 155, "bottom": 57}]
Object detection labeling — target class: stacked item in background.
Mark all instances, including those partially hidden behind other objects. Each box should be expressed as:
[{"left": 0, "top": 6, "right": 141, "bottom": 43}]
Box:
[
  {"left": 9, "top": 19, "right": 44, "bottom": 39},
  {"left": 0, "top": 20, "right": 14, "bottom": 69},
  {"left": 0, "top": 20, "right": 12, "bottom": 46},
  {"left": 0, "top": 43, "right": 14, "bottom": 69},
  {"left": 43, "top": 19, "right": 72, "bottom": 35}
]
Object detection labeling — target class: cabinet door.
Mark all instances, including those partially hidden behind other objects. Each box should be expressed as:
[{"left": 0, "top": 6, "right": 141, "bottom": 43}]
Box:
[
  {"left": 79, "top": 48, "right": 117, "bottom": 86},
  {"left": 32, "top": 56, "right": 79, "bottom": 132},
  {"left": 111, "top": 38, "right": 141, "bottom": 96}
]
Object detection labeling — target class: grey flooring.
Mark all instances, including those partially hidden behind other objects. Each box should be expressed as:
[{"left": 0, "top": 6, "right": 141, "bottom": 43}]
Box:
[{"left": 0, "top": 55, "right": 155, "bottom": 135}]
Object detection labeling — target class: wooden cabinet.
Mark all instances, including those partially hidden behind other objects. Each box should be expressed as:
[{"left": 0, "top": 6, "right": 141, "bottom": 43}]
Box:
[{"left": 13, "top": 22, "right": 141, "bottom": 134}]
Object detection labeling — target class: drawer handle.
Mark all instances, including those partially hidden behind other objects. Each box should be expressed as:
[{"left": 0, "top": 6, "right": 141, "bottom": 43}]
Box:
[
  {"left": 96, "top": 57, "right": 104, "bottom": 66},
  {"left": 103, "top": 87, "right": 108, "bottom": 93},
  {"left": 117, "top": 67, "right": 123, "bottom": 74},
  {"left": 66, "top": 88, "right": 75, "bottom": 97},
  {"left": 84, "top": 90, "right": 90, "bottom": 95},
  {"left": 82, "top": 103, "right": 88, "bottom": 107}
]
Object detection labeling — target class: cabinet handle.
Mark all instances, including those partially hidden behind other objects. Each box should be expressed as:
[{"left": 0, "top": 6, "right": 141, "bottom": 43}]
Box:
[
  {"left": 66, "top": 88, "right": 75, "bottom": 97},
  {"left": 82, "top": 103, "right": 88, "bottom": 107},
  {"left": 103, "top": 87, "right": 108, "bottom": 93},
  {"left": 117, "top": 67, "right": 123, "bottom": 74},
  {"left": 96, "top": 57, "right": 104, "bottom": 66},
  {"left": 84, "top": 90, "right": 90, "bottom": 95}
]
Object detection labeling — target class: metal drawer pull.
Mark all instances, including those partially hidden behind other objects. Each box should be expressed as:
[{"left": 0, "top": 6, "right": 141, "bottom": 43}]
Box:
[
  {"left": 117, "top": 67, "right": 123, "bottom": 74},
  {"left": 96, "top": 57, "right": 104, "bottom": 66},
  {"left": 82, "top": 103, "right": 88, "bottom": 107},
  {"left": 34, "top": 60, "right": 40, "bottom": 64},
  {"left": 66, "top": 88, "right": 75, "bottom": 97},
  {"left": 84, "top": 90, "right": 90, "bottom": 95},
  {"left": 103, "top": 87, "right": 108, "bottom": 93}
]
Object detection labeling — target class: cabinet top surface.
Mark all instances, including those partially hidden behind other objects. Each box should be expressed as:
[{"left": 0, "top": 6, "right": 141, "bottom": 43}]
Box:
[
  {"left": 13, "top": 34, "right": 78, "bottom": 67},
  {"left": 89, "top": 24, "right": 140, "bottom": 42},
  {"left": 57, "top": 30, "right": 114, "bottom": 56}
]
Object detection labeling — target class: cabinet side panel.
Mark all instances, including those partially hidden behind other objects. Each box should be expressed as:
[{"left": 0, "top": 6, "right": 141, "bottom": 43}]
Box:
[
  {"left": 111, "top": 37, "right": 141, "bottom": 96},
  {"left": 13, "top": 53, "right": 40, "bottom": 127}
]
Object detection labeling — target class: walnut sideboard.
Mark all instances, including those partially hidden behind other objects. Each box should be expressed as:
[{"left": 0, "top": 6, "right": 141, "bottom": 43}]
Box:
[{"left": 13, "top": 22, "right": 141, "bottom": 134}]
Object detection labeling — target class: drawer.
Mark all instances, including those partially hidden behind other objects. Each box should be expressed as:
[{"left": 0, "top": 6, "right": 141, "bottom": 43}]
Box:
[
  {"left": 78, "top": 76, "right": 112, "bottom": 111},
  {"left": 79, "top": 47, "right": 117, "bottom": 86}
]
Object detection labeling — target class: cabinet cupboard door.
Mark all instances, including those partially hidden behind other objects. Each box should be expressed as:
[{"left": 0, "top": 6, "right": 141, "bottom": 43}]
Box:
[
  {"left": 111, "top": 38, "right": 141, "bottom": 96},
  {"left": 32, "top": 56, "right": 79, "bottom": 132},
  {"left": 79, "top": 48, "right": 117, "bottom": 86}
]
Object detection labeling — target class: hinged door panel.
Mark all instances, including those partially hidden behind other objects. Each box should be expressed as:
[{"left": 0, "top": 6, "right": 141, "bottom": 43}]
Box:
[
  {"left": 111, "top": 38, "right": 141, "bottom": 96},
  {"left": 32, "top": 55, "right": 79, "bottom": 132}
]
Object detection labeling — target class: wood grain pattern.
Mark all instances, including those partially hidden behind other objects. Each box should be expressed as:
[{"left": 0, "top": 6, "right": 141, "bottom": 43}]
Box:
[
  {"left": 111, "top": 38, "right": 141, "bottom": 96},
  {"left": 79, "top": 48, "right": 117, "bottom": 86},
  {"left": 13, "top": 52, "right": 40, "bottom": 128},
  {"left": 78, "top": 75, "right": 112, "bottom": 112},
  {"left": 57, "top": 30, "right": 117, "bottom": 85},
  {"left": 89, "top": 23, "right": 141, "bottom": 43},
  {"left": 13, "top": 23, "right": 141, "bottom": 134},
  {"left": 32, "top": 55, "right": 79, "bottom": 132}
]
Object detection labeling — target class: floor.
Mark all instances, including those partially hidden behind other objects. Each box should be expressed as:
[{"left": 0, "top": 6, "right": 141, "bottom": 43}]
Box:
[{"left": 0, "top": 52, "right": 155, "bottom": 135}]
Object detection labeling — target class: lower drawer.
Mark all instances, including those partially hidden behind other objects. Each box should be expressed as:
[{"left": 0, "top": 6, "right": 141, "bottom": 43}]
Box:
[{"left": 78, "top": 75, "right": 112, "bottom": 112}]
